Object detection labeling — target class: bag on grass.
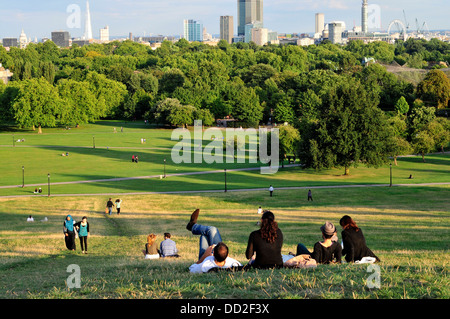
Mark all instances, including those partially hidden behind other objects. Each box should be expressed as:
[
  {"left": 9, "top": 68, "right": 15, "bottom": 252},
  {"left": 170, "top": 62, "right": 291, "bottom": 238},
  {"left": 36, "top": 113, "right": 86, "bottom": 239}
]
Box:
[{"left": 283, "top": 254, "right": 317, "bottom": 269}]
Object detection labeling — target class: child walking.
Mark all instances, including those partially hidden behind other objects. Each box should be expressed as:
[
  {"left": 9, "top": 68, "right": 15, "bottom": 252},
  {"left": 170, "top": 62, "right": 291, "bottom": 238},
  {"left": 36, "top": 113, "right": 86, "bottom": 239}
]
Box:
[{"left": 75, "top": 217, "right": 90, "bottom": 254}]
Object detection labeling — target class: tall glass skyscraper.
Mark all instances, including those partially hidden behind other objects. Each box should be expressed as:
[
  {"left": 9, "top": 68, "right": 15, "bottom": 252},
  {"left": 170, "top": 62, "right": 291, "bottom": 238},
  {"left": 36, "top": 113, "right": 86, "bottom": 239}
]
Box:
[
  {"left": 237, "top": 0, "right": 263, "bottom": 36},
  {"left": 184, "top": 19, "right": 203, "bottom": 42}
]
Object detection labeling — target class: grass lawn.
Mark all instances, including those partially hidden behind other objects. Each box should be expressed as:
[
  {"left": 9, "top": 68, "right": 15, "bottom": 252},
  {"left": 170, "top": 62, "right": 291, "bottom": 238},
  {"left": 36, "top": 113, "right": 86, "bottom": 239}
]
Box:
[
  {"left": 0, "top": 121, "right": 448, "bottom": 301},
  {"left": 0, "top": 186, "right": 448, "bottom": 299}
]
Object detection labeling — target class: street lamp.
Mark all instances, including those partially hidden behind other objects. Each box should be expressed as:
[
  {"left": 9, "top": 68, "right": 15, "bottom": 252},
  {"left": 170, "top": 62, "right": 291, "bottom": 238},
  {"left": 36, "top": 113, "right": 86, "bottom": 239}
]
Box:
[
  {"left": 22, "top": 166, "right": 25, "bottom": 188},
  {"left": 389, "top": 163, "right": 392, "bottom": 187},
  {"left": 93, "top": 136, "right": 95, "bottom": 149},
  {"left": 164, "top": 159, "right": 166, "bottom": 178},
  {"left": 224, "top": 169, "right": 227, "bottom": 193},
  {"left": 47, "top": 173, "right": 51, "bottom": 197}
]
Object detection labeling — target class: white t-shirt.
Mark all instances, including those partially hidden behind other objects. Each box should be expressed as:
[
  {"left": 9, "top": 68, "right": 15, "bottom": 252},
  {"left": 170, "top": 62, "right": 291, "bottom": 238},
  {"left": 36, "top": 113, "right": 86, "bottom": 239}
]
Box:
[{"left": 189, "top": 256, "right": 242, "bottom": 273}]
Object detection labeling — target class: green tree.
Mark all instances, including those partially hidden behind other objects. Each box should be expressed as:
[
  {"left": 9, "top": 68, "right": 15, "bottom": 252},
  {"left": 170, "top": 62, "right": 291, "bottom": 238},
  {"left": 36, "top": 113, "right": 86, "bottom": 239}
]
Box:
[
  {"left": 167, "top": 104, "right": 195, "bottom": 128},
  {"left": 298, "top": 79, "right": 390, "bottom": 175},
  {"left": 416, "top": 69, "right": 450, "bottom": 109},
  {"left": 395, "top": 96, "right": 410, "bottom": 115},
  {"left": 11, "top": 78, "right": 62, "bottom": 129},
  {"left": 278, "top": 124, "right": 300, "bottom": 167}
]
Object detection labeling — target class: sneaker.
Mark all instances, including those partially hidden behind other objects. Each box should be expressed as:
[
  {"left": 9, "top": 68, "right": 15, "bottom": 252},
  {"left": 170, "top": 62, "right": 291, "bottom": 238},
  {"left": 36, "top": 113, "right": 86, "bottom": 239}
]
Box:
[{"left": 186, "top": 209, "right": 200, "bottom": 231}]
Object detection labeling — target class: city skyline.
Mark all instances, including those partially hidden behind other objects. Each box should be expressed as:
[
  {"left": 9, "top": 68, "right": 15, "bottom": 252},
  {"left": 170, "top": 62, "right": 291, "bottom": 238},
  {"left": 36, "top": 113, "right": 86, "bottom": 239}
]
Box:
[{"left": 1, "top": 0, "right": 449, "bottom": 40}]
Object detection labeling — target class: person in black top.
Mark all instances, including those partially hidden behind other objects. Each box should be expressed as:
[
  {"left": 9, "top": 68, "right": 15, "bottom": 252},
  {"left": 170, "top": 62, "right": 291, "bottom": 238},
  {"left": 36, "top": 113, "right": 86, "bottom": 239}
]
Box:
[
  {"left": 106, "top": 198, "right": 114, "bottom": 215},
  {"left": 339, "top": 215, "right": 380, "bottom": 263},
  {"left": 296, "top": 222, "right": 342, "bottom": 264},
  {"left": 246, "top": 211, "right": 283, "bottom": 269}
]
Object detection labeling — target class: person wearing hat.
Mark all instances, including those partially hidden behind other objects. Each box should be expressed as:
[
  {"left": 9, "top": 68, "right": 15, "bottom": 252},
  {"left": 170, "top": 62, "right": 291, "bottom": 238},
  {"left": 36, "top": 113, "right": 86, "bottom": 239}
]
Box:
[
  {"left": 295, "top": 221, "right": 342, "bottom": 264},
  {"left": 245, "top": 211, "right": 284, "bottom": 269}
]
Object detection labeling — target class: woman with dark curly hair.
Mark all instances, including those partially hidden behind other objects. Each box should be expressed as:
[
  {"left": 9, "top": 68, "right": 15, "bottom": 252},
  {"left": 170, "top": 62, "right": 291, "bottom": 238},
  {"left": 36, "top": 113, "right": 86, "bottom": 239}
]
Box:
[{"left": 245, "top": 211, "right": 283, "bottom": 269}]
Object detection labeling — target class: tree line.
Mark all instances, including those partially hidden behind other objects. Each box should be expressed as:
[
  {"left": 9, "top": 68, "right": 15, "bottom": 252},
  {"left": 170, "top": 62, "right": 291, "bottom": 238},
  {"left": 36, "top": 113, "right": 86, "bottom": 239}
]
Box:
[{"left": 0, "top": 38, "right": 449, "bottom": 174}]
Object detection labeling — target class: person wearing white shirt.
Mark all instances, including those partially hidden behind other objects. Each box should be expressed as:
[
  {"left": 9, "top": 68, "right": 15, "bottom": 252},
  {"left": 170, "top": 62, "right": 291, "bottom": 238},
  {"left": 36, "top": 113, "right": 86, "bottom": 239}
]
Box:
[{"left": 189, "top": 242, "right": 242, "bottom": 273}]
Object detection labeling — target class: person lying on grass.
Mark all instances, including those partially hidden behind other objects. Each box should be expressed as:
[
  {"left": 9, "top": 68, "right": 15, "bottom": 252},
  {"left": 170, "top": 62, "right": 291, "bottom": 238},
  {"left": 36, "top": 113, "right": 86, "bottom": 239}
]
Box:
[{"left": 187, "top": 209, "right": 242, "bottom": 273}]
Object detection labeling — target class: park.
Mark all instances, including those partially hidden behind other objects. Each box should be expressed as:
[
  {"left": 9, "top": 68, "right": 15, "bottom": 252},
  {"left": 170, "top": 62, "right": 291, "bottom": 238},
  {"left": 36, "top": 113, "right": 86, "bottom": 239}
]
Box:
[{"left": 0, "top": 121, "right": 448, "bottom": 300}]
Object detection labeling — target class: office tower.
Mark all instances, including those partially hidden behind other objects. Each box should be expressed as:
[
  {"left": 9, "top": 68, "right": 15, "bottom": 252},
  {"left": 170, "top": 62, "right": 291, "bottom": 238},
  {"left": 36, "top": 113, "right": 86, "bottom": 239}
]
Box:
[
  {"left": 328, "top": 21, "right": 345, "bottom": 44},
  {"left": 251, "top": 27, "right": 268, "bottom": 46},
  {"left": 362, "top": 0, "right": 368, "bottom": 33},
  {"left": 83, "top": 1, "right": 93, "bottom": 40},
  {"left": 51, "top": 31, "right": 71, "bottom": 47},
  {"left": 100, "top": 26, "right": 110, "bottom": 42},
  {"left": 184, "top": 19, "right": 203, "bottom": 42},
  {"left": 220, "top": 16, "right": 234, "bottom": 44},
  {"left": 2, "top": 38, "right": 18, "bottom": 48},
  {"left": 315, "top": 13, "right": 325, "bottom": 35},
  {"left": 237, "top": 0, "right": 263, "bottom": 36},
  {"left": 244, "top": 21, "right": 263, "bottom": 43}
]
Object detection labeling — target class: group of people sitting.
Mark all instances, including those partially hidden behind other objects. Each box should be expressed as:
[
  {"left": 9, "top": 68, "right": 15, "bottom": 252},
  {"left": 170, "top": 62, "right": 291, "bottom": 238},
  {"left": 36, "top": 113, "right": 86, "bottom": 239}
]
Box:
[
  {"left": 144, "top": 209, "right": 380, "bottom": 273},
  {"left": 142, "top": 232, "right": 180, "bottom": 259}
]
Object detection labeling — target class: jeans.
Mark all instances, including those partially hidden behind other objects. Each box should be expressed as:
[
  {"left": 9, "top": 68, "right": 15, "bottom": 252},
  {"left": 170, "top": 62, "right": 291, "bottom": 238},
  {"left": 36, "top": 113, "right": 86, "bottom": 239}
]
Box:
[
  {"left": 296, "top": 243, "right": 312, "bottom": 256},
  {"left": 191, "top": 224, "right": 223, "bottom": 260}
]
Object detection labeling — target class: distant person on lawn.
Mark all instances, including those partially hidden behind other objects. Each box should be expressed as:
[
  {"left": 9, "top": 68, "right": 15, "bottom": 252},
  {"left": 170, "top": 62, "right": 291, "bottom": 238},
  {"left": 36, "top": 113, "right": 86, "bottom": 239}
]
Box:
[
  {"left": 115, "top": 199, "right": 122, "bottom": 215},
  {"left": 74, "top": 216, "right": 90, "bottom": 254},
  {"left": 186, "top": 209, "right": 241, "bottom": 273},
  {"left": 159, "top": 233, "right": 179, "bottom": 258},
  {"left": 339, "top": 215, "right": 380, "bottom": 263},
  {"left": 106, "top": 198, "right": 114, "bottom": 215},
  {"left": 246, "top": 211, "right": 283, "bottom": 269},
  {"left": 296, "top": 222, "right": 342, "bottom": 264},
  {"left": 63, "top": 215, "right": 76, "bottom": 251}
]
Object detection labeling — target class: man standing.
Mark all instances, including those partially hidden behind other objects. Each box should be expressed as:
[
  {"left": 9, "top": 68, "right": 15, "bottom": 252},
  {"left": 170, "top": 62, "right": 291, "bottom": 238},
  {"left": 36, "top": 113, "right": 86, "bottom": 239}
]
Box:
[
  {"left": 308, "top": 189, "right": 313, "bottom": 201},
  {"left": 269, "top": 185, "right": 274, "bottom": 197}
]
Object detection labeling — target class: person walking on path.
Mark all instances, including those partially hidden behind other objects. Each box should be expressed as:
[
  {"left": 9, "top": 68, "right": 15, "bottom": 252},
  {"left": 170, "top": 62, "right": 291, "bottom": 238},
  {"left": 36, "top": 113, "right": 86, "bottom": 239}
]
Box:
[
  {"left": 308, "top": 189, "right": 313, "bottom": 201},
  {"left": 63, "top": 215, "right": 76, "bottom": 251},
  {"left": 74, "top": 216, "right": 90, "bottom": 254},
  {"left": 106, "top": 198, "right": 114, "bottom": 215}
]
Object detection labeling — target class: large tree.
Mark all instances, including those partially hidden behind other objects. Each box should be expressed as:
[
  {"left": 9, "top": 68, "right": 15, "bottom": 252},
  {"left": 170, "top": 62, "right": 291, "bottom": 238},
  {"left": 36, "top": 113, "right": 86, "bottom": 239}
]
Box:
[
  {"left": 298, "top": 79, "right": 390, "bottom": 175},
  {"left": 416, "top": 69, "right": 450, "bottom": 109}
]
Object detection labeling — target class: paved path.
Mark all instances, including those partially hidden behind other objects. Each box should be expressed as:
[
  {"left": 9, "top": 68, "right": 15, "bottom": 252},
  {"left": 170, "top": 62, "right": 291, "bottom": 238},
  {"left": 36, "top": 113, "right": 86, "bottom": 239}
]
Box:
[
  {"left": 1, "top": 181, "right": 449, "bottom": 199},
  {"left": 0, "top": 164, "right": 301, "bottom": 189}
]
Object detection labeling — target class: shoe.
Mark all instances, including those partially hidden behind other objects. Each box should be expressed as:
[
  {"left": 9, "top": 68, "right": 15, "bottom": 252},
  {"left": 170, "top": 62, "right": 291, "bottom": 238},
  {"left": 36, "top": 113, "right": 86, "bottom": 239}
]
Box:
[{"left": 186, "top": 209, "right": 200, "bottom": 231}]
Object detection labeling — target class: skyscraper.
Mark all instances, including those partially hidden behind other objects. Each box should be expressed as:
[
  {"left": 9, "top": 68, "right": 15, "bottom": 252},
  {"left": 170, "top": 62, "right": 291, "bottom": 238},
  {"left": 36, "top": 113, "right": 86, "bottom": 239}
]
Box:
[
  {"left": 184, "top": 19, "right": 203, "bottom": 42},
  {"left": 315, "top": 13, "right": 325, "bottom": 35},
  {"left": 220, "top": 16, "right": 234, "bottom": 44},
  {"left": 83, "top": 1, "right": 93, "bottom": 40},
  {"left": 52, "top": 31, "right": 71, "bottom": 48},
  {"left": 362, "top": 0, "right": 368, "bottom": 33},
  {"left": 237, "top": 0, "right": 263, "bottom": 36},
  {"left": 100, "top": 26, "right": 110, "bottom": 42}
]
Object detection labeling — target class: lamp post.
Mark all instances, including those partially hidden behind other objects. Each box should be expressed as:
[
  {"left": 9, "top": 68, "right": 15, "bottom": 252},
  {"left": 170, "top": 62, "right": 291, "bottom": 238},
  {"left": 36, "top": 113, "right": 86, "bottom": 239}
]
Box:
[
  {"left": 93, "top": 136, "right": 95, "bottom": 149},
  {"left": 47, "top": 173, "right": 50, "bottom": 197},
  {"left": 389, "top": 163, "right": 392, "bottom": 187},
  {"left": 22, "top": 166, "right": 25, "bottom": 188},
  {"left": 224, "top": 169, "right": 227, "bottom": 193},
  {"left": 164, "top": 159, "right": 166, "bottom": 178},
  {"left": 13, "top": 134, "right": 15, "bottom": 147}
]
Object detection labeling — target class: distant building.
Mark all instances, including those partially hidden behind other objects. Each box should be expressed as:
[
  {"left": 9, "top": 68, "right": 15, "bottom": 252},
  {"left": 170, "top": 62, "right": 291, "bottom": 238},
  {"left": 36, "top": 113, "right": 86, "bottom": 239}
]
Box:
[
  {"left": 2, "top": 38, "right": 18, "bottom": 48},
  {"left": 100, "top": 26, "right": 110, "bottom": 42},
  {"left": 0, "top": 63, "right": 13, "bottom": 85},
  {"left": 220, "top": 16, "right": 234, "bottom": 44},
  {"left": 315, "top": 13, "right": 325, "bottom": 36},
  {"left": 83, "top": 1, "right": 93, "bottom": 40},
  {"left": 72, "top": 39, "right": 90, "bottom": 47},
  {"left": 136, "top": 35, "right": 176, "bottom": 44},
  {"left": 245, "top": 21, "right": 263, "bottom": 43},
  {"left": 19, "top": 29, "right": 28, "bottom": 49},
  {"left": 328, "top": 21, "right": 345, "bottom": 44},
  {"left": 51, "top": 31, "right": 70, "bottom": 47},
  {"left": 251, "top": 27, "right": 268, "bottom": 46},
  {"left": 238, "top": 0, "right": 264, "bottom": 36},
  {"left": 184, "top": 19, "right": 203, "bottom": 42}
]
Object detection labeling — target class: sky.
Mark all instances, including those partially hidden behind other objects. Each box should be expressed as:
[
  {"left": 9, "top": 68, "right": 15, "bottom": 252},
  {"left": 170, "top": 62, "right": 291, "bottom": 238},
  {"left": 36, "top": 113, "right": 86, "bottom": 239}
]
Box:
[{"left": 0, "top": 0, "right": 449, "bottom": 40}]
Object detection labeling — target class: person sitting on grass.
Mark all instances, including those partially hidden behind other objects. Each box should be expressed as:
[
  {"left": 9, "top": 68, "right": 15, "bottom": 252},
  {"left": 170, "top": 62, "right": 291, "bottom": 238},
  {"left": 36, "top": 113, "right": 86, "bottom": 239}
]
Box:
[
  {"left": 142, "top": 233, "right": 160, "bottom": 259},
  {"left": 296, "top": 222, "right": 342, "bottom": 264},
  {"left": 339, "top": 215, "right": 380, "bottom": 263},
  {"left": 160, "top": 233, "right": 179, "bottom": 258},
  {"left": 186, "top": 209, "right": 242, "bottom": 273},
  {"left": 245, "top": 211, "right": 284, "bottom": 269}
]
